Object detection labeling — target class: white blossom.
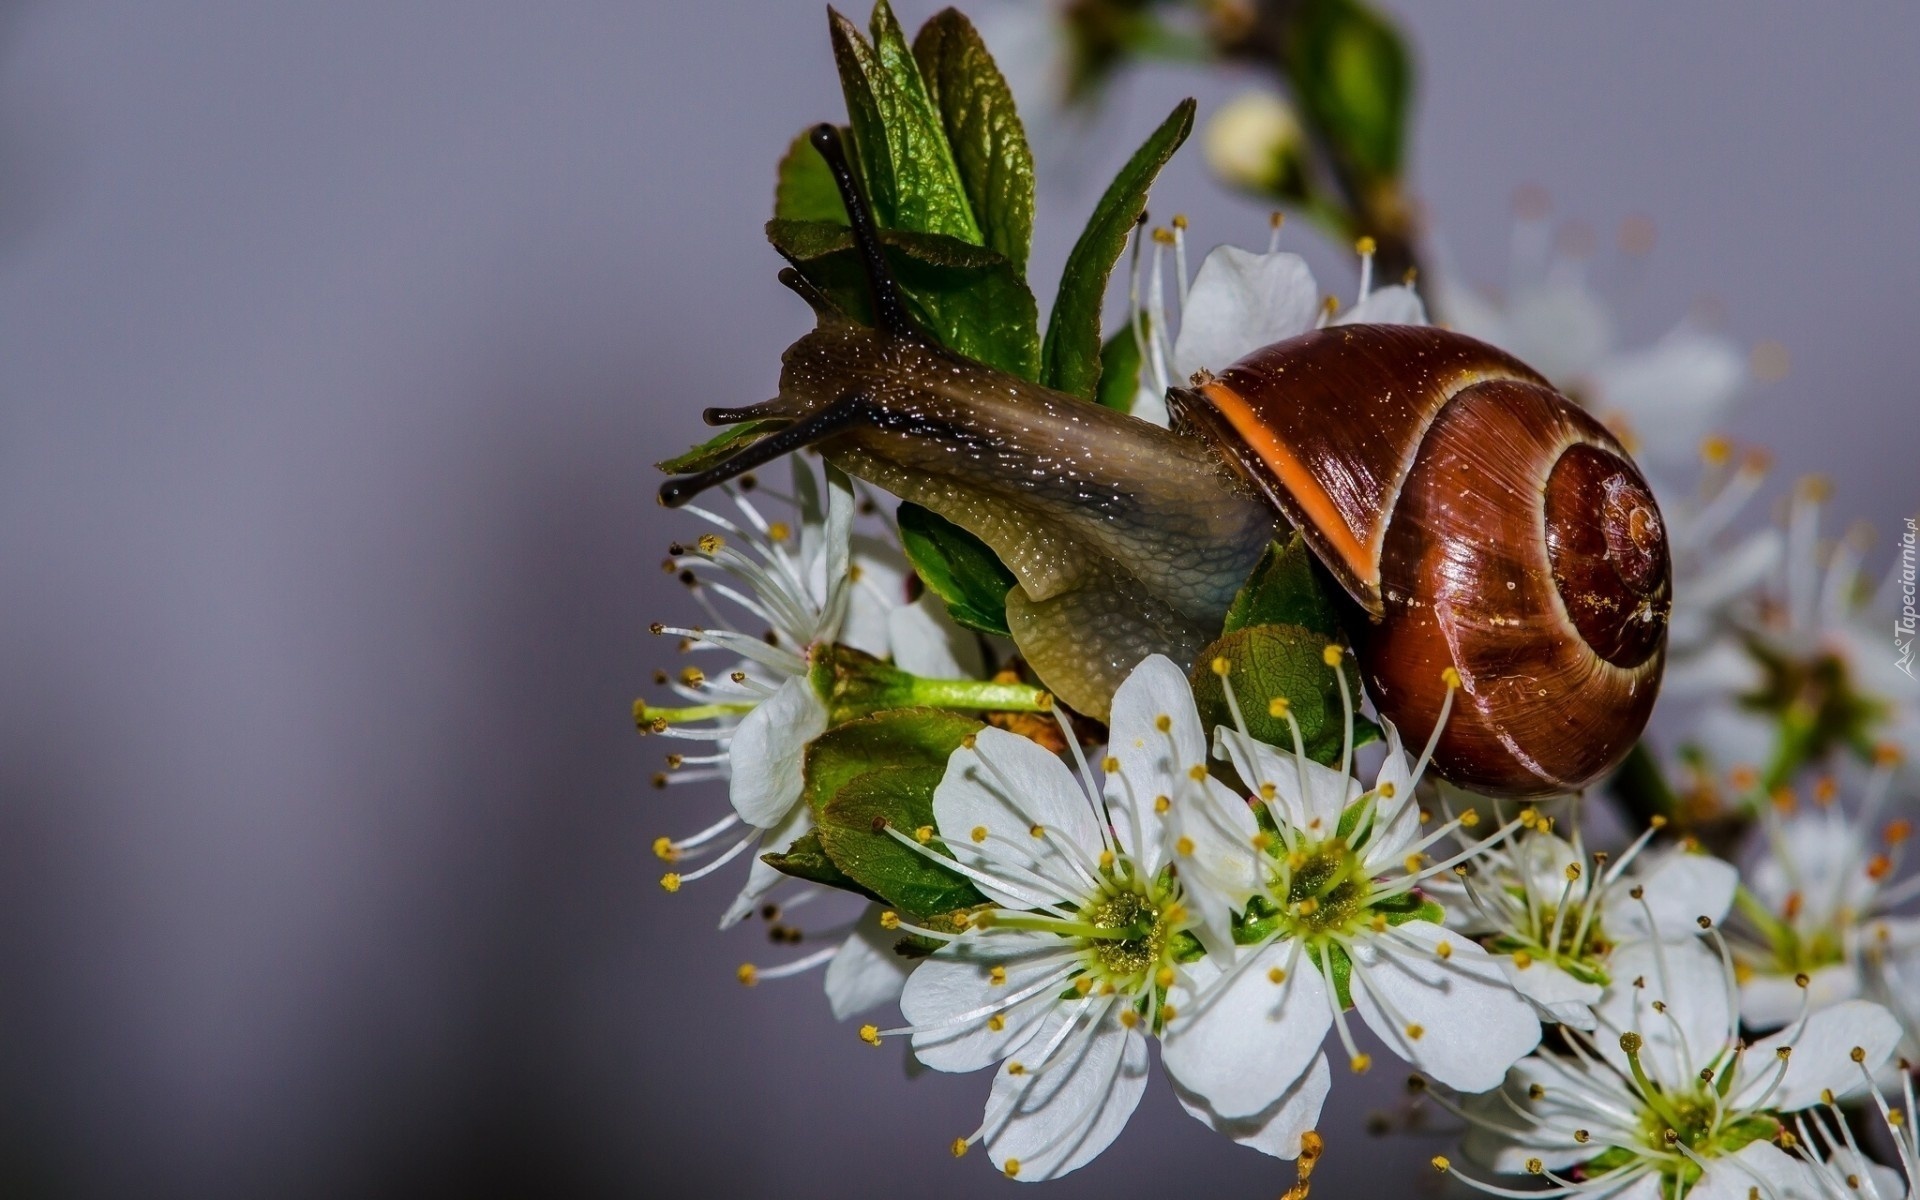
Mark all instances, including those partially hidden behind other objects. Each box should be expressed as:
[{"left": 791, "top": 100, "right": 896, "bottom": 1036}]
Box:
[{"left": 1440, "top": 936, "right": 1903, "bottom": 1199}]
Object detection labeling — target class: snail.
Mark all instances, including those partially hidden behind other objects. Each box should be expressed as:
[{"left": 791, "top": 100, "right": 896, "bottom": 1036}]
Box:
[{"left": 660, "top": 126, "right": 1670, "bottom": 799}]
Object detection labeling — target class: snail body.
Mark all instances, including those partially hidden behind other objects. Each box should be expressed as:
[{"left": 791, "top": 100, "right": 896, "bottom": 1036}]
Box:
[{"left": 661, "top": 126, "right": 1669, "bottom": 798}]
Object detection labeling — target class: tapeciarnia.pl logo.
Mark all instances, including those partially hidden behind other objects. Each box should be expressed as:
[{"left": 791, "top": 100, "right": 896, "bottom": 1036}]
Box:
[{"left": 1898, "top": 516, "right": 1917, "bottom": 678}]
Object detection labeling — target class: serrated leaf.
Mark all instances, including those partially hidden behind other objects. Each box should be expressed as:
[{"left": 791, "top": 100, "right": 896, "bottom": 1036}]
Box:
[
  {"left": 774, "top": 128, "right": 849, "bottom": 223},
  {"left": 762, "top": 829, "right": 884, "bottom": 903},
  {"left": 1095, "top": 315, "right": 1144, "bottom": 412},
  {"left": 1223, "top": 533, "right": 1348, "bottom": 637},
  {"left": 767, "top": 217, "right": 1039, "bottom": 377},
  {"left": 1041, "top": 98, "right": 1194, "bottom": 400},
  {"left": 829, "top": 4, "right": 981, "bottom": 243},
  {"left": 1287, "top": 0, "right": 1411, "bottom": 183},
  {"left": 1189, "top": 623, "right": 1374, "bottom": 766},
  {"left": 804, "top": 708, "right": 986, "bottom": 918},
  {"left": 655, "top": 420, "right": 778, "bottom": 475},
  {"left": 896, "top": 502, "right": 1015, "bottom": 636},
  {"left": 912, "top": 8, "right": 1034, "bottom": 273}
]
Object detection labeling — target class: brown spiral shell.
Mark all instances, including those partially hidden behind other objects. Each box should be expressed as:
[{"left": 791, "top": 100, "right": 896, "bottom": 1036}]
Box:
[{"left": 1177, "top": 324, "right": 1670, "bottom": 798}]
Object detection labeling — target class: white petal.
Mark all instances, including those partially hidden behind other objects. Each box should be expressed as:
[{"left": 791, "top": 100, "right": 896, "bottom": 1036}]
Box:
[
  {"left": 1103, "top": 653, "right": 1208, "bottom": 876},
  {"left": 1167, "top": 777, "right": 1264, "bottom": 955},
  {"left": 841, "top": 539, "right": 908, "bottom": 660},
  {"left": 886, "top": 592, "right": 985, "bottom": 679},
  {"left": 1498, "top": 957, "right": 1602, "bottom": 1031},
  {"left": 981, "top": 1005, "right": 1149, "bottom": 1181},
  {"left": 728, "top": 675, "right": 827, "bottom": 827},
  {"left": 1502, "top": 280, "right": 1614, "bottom": 386},
  {"left": 900, "top": 931, "right": 1076, "bottom": 1073},
  {"left": 1739, "top": 963, "right": 1860, "bottom": 1030},
  {"left": 1358, "top": 721, "right": 1423, "bottom": 867},
  {"left": 1350, "top": 921, "right": 1541, "bottom": 1091},
  {"left": 1213, "top": 726, "right": 1353, "bottom": 836},
  {"left": 825, "top": 906, "right": 912, "bottom": 1020},
  {"left": 1173, "top": 1052, "right": 1331, "bottom": 1160},
  {"left": 1603, "top": 850, "right": 1739, "bottom": 940},
  {"left": 1463, "top": 1054, "right": 1630, "bottom": 1173},
  {"left": 1161, "top": 940, "right": 1331, "bottom": 1119},
  {"left": 1172, "top": 246, "right": 1318, "bottom": 380},
  {"left": 1732, "top": 999, "right": 1901, "bottom": 1113},
  {"left": 1687, "top": 1139, "right": 1821, "bottom": 1200},
  {"left": 1592, "top": 939, "right": 1733, "bottom": 1090},
  {"left": 1129, "top": 382, "right": 1171, "bottom": 428},
  {"left": 719, "top": 803, "right": 813, "bottom": 929},
  {"left": 1586, "top": 329, "right": 1745, "bottom": 470},
  {"left": 1334, "top": 283, "right": 1427, "bottom": 327},
  {"left": 933, "top": 727, "right": 1100, "bottom": 909}
]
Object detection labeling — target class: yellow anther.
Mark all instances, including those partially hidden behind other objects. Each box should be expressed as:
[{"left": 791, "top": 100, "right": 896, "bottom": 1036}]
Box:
[
  {"left": 1098, "top": 849, "right": 1116, "bottom": 869},
  {"left": 1187, "top": 764, "right": 1208, "bottom": 781},
  {"left": 960, "top": 733, "right": 978, "bottom": 751},
  {"left": 1526, "top": 1158, "right": 1544, "bottom": 1175},
  {"left": 1432, "top": 1156, "right": 1452, "bottom": 1173},
  {"left": 971, "top": 825, "right": 988, "bottom": 843},
  {"left": 1436, "top": 940, "right": 1453, "bottom": 959},
  {"left": 1260, "top": 782, "right": 1278, "bottom": 800},
  {"left": 915, "top": 825, "right": 934, "bottom": 844},
  {"left": 1350, "top": 1053, "right": 1372, "bottom": 1074},
  {"left": 1176, "top": 835, "right": 1196, "bottom": 857},
  {"left": 1152, "top": 226, "right": 1175, "bottom": 245},
  {"left": 1171, "top": 213, "right": 1189, "bottom": 230},
  {"left": 1155, "top": 714, "right": 1173, "bottom": 732},
  {"left": 859, "top": 1024, "right": 881, "bottom": 1046},
  {"left": 1163, "top": 903, "right": 1187, "bottom": 924},
  {"left": 987, "top": 1013, "right": 1005, "bottom": 1031},
  {"left": 1795, "top": 973, "right": 1810, "bottom": 988},
  {"left": 1574, "top": 1129, "right": 1590, "bottom": 1143},
  {"left": 1268, "top": 966, "right": 1288, "bottom": 984},
  {"left": 1003, "top": 1159, "right": 1021, "bottom": 1179},
  {"left": 1355, "top": 235, "right": 1377, "bottom": 256},
  {"left": 1406, "top": 1023, "right": 1425, "bottom": 1040},
  {"left": 1458, "top": 810, "right": 1480, "bottom": 828},
  {"left": 1378, "top": 782, "right": 1396, "bottom": 799},
  {"left": 659, "top": 872, "right": 682, "bottom": 893},
  {"left": 696, "top": 533, "right": 723, "bottom": 554},
  {"left": 1512, "top": 950, "right": 1534, "bottom": 970},
  {"left": 989, "top": 966, "right": 1007, "bottom": 986},
  {"left": 679, "top": 666, "right": 705, "bottom": 687},
  {"left": 1252, "top": 831, "right": 1274, "bottom": 852},
  {"left": 1850, "top": 1045, "right": 1867, "bottom": 1063},
  {"left": 1405, "top": 854, "right": 1424, "bottom": 874},
  {"left": 1322, "top": 295, "right": 1340, "bottom": 316},
  {"left": 1370, "top": 913, "right": 1388, "bottom": 933},
  {"left": 736, "top": 963, "right": 758, "bottom": 986},
  {"left": 1621, "top": 1032, "right": 1644, "bottom": 1054},
  {"left": 767, "top": 520, "right": 791, "bottom": 542},
  {"left": 1156, "top": 966, "right": 1176, "bottom": 989},
  {"left": 1102, "top": 755, "right": 1120, "bottom": 773},
  {"left": 1075, "top": 976, "right": 1094, "bottom": 996},
  {"left": 1006, "top": 1061, "right": 1025, "bottom": 1076},
  {"left": 1211, "top": 656, "right": 1232, "bottom": 677},
  {"left": 1160, "top": 1003, "right": 1179, "bottom": 1022},
  {"left": 1518, "top": 807, "right": 1540, "bottom": 828},
  {"left": 1029, "top": 823, "right": 1045, "bottom": 839},
  {"left": 1440, "top": 666, "right": 1461, "bottom": 689},
  {"left": 1154, "top": 795, "right": 1172, "bottom": 814},
  {"left": 1565, "top": 863, "right": 1582, "bottom": 881},
  {"left": 1268, "top": 697, "right": 1291, "bottom": 718},
  {"left": 1120, "top": 1008, "right": 1139, "bottom": 1028},
  {"left": 1322, "top": 644, "right": 1344, "bottom": 667},
  {"left": 1295, "top": 898, "right": 1320, "bottom": 916},
  {"left": 652, "top": 836, "right": 678, "bottom": 862},
  {"left": 879, "top": 911, "right": 900, "bottom": 930},
  {"left": 1288, "top": 850, "right": 1307, "bottom": 870}
]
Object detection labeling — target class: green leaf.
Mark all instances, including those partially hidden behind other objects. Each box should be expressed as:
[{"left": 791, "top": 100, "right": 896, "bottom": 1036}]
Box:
[
  {"left": 896, "top": 502, "right": 1016, "bottom": 636},
  {"left": 912, "top": 8, "right": 1035, "bottom": 273},
  {"left": 1223, "top": 533, "right": 1348, "bottom": 637},
  {"left": 767, "top": 218, "right": 1039, "bottom": 378},
  {"left": 1189, "top": 623, "right": 1371, "bottom": 766},
  {"left": 1041, "top": 98, "right": 1194, "bottom": 400},
  {"left": 1094, "top": 315, "right": 1144, "bottom": 412},
  {"left": 655, "top": 420, "right": 778, "bottom": 475},
  {"left": 829, "top": 3, "right": 981, "bottom": 243},
  {"left": 774, "top": 128, "right": 849, "bottom": 223},
  {"left": 761, "top": 829, "right": 884, "bottom": 903},
  {"left": 805, "top": 708, "right": 986, "bottom": 918},
  {"left": 1287, "top": 0, "right": 1412, "bottom": 183}
]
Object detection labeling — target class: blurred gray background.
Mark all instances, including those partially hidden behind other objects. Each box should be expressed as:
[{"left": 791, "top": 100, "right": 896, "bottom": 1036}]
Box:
[{"left": 0, "top": 2, "right": 1913, "bottom": 1196}]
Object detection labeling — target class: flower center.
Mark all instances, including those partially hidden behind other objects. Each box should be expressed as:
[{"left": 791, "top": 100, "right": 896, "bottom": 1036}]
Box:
[
  {"left": 1081, "top": 886, "right": 1168, "bottom": 986},
  {"left": 1283, "top": 839, "right": 1371, "bottom": 940}
]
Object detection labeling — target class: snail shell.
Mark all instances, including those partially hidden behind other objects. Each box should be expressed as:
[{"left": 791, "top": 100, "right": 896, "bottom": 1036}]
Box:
[{"left": 1176, "top": 324, "right": 1671, "bottom": 798}]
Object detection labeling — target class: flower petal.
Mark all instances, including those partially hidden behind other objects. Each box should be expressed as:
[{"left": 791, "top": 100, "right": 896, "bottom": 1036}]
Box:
[
  {"left": 728, "top": 675, "right": 826, "bottom": 827},
  {"left": 1104, "top": 653, "right": 1211, "bottom": 876},
  {"left": 1592, "top": 938, "right": 1733, "bottom": 1091},
  {"left": 824, "top": 906, "right": 912, "bottom": 1020},
  {"left": 1586, "top": 328, "right": 1745, "bottom": 470},
  {"left": 1334, "top": 283, "right": 1426, "bottom": 327},
  {"left": 933, "top": 727, "right": 1100, "bottom": 910},
  {"left": 1172, "top": 1051, "right": 1331, "bottom": 1160},
  {"left": 886, "top": 593, "right": 985, "bottom": 679},
  {"left": 1172, "top": 246, "right": 1318, "bottom": 380},
  {"left": 981, "top": 1004, "right": 1149, "bottom": 1181},
  {"left": 1498, "top": 956, "right": 1602, "bottom": 1031},
  {"left": 1213, "top": 726, "right": 1353, "bottom": 836},
  {"left": 1350, "top": 921, "right": 1542, "bottom": 1092},
  {"left": 1604, "top": 850, "right": 1739, "bottom": 940},
  {"left": 1685, "top": 1139, "right": 1821, "bottom": 1200},
  {"left": 1738, "top": 962, "right": 1859, "bottom": 1030},
  {"left": 719, "top": 802, "right": 812, "bottom": 929},
  {"left": 1732, "top": 999, "right": 1901, "bottom": 1113},
  {"left": 1162, "top": 940, "right": 1331, "bottom": 1119},
  {"left": 901, "top": 930, "right": 1077, "bottom": 1074},
  {"left": 1463, "top": 1053, "right": 1631, "bottom": 1173}
]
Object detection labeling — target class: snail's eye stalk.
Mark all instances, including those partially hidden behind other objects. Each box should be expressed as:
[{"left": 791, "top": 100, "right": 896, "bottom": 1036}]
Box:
[
  {"left": 806, "top": 123, "right": 918, "bottom": 340},
  {"left": 657, "top": 394, "right": 871, "bottom": 508}
]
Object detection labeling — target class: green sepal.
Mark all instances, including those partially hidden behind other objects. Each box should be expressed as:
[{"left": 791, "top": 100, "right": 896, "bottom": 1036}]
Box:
[
  {"left": 1041, "top": 98, "right": 1194, "bottom": 400},
  {"left": 761, "top": 829, "right": 885, "bottom": 903},
  {"left": 912, "top": 8, "right": 1034, "bottom": 273},
  {"left": 829, "top": 3, "right": 981, "bottom": 244},
  {"left": 1369, "top": 890, "right": 1443, "bottom": 927},
  {"left": 804, "top": 707, "right": 987, "bottom": 918},
  {"left": 1095, "top": 316, "right": 1145, "bottom": 413},
  {"left": 1168, "top": 928, "right": 1207, "bottom": 965},
  {"left": 1308, "top": 940, "right": 1355, "bottom": 1009},
  {"left": 655, "top": 420, "right": 779, "bottom": 475},
  {"left": 896, "top": 501, "right": 1016, "bottom": 636},
  {"left": 808, "top": 643, "right": 1050, "bottom": 724},
  {"left": 1224, "top": 533, "right": 1348, "bottom": 638},
  {"left": 1189, "top": 623, "right": 1376, "bottom": 766},
  {"left": 1233, "top": 893, "right": 1284, "bottom": 946},
  {"left": 1286, "top": 0, "right": 1413, "bottom": 185},
  {"left": 1580, "top": 1147, "right": 1637, "bottom": 1176},
  {"left": 767, "top": 218, "right": 1039, "bottom": 378}
]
